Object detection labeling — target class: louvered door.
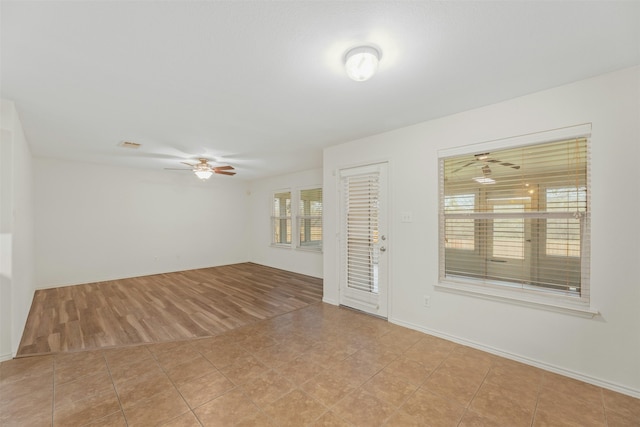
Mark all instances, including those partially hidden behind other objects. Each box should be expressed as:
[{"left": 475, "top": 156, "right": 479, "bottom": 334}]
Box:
[{"left": 339, "top": 163, "right": 388, "bottom": 318}]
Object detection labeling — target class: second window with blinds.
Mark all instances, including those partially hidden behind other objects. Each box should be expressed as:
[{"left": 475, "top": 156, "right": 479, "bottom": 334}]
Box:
[
  {"left": 272, "top": 187, "right": 323, "bottom": 251},
  {"left": 438, "top": 125, "right": 592, "bottom": 314}
]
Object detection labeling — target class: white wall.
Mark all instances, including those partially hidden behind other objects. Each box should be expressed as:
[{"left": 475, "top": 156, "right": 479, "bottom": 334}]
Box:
[
  {"left": 248, "top": 168, "right": 323, "bottom": 278},
  {"left": 323, "top": 66, "right": 640, "bottom": 396},
  {"left": 0, "top": 100, "right": 36, "bottom": 360},
  {"left": 35, "top": 158, "right": 250, "bottom": 287}
]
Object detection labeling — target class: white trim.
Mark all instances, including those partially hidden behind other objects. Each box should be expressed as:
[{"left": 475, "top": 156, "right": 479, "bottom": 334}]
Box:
[
  {"left": 0, "top": 352, "right": 12, "bottom": 362},
  {"left": 389, "top": 317, "right": 639, "bottom": 399},
  {"left": 438, "top": 123, "right": 592, "bottom": 158},
  {"left": 435, "top": 281, "right": 598, "bottom": 318}
]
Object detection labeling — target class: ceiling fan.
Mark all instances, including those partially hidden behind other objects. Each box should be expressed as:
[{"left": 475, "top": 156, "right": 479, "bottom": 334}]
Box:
[
  {"left": 451, "top": 152, "right": 521, "bottom": 175},
  {"left": 166, "top": 158, "right": 236, "bottom": 179}
]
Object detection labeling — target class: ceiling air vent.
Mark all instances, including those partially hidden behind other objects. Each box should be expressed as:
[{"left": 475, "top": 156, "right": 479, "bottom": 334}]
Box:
[{"left": 118, "top": 141, "right": 141, "bottom": 149}]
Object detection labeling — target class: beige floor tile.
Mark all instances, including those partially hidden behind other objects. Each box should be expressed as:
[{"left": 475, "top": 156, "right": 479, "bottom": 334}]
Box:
[
  {"left": 484, "top": 358, "right": 543, "bottom": 393},
  {"left": 384, "top": 409, "right": 427, "bottom": 427},
  {"left": 160, "top": 410, "right": 202, "bottom": 426},
  {"left": 108, "top": 356, "right": 164, "bottom": 385},
  {"left": 240, "top": 369, "right": 295, "bottom": 406},
  {"left": 54, "top": 352, "right": 108, "bottom": 385},
  {"left": 422, "top": 362, "right": 486, "bottom": 407},
  {"left": 1, "top": 406, "right": 53, "bottom": 427},
  {"left": 123, "top": 387, "right": 190, "bottom": 427},
  {"left": 201, "top": 343, "right": 250, "bottom": 369},
  {"left": 263, "top": 389, "right": 327, "bottom": 427},
  {"left": 348, "top": 347, "right": 400, "bottom": 371},
  {"left": 152, "top": 343, "right": 201, "bottom": 370},
  {"left": 331, "top": 387, "right": 396, "bottom": 427},
  {"left": 115, "top": 369, "right": 175, "bottom": 409},
  {"left": 82, "top": 410, "right": 127, "bottom": 426},
  {"left": 54, "top": 387, "right": 120, "bottom": 426},
  {"left": 103, "top": 345, "right": 154, "bottom": 371},
  {"left": 300, "top": 370, "right": 356, "bottom": 408},
  {"left": 234, "top": 410, "right": 278, "bottom": 426},
  {"left": 54, "top": 369, "right": 113, "bottom": 409},
  {"left": 276, "top": 356, "right": 326, "bottom": 386},
  {"left": 534, "top": 387, "right": 606, "bottom": 427},
  {"left": 194, "top": 388, "right": 260, "bottom": 426},
  {"left": 458, "top": 409, "right": 507, "bottom": 427},
  {"left": 165, "top": 355, "right": 217, "bottom": 386},
  {"left": 443, "top": 347, "right": 494, "bottom": 375},
  {"left": 303, "top": 341, "right": 356, "bottom": 366},
  {"left": 177, "top": 370, "right": 235, "bottom": 409},
  {"left": 361, "top": 370, "right": 418, "bottom": 408},
  {"left": 603, "top": 388, "right": 640, "bottom": 422},
  {"left": 0, "top": 370, "right": 53, "bottom": 406},
  {"left": 0, "top": 380, "right": 53, "bottom": 426},
  {"left": 540, "top": 372, "right": 603, "bottom": 407},
  {"left": 381, "top": 355, "right": 432, "bottom": 386},
  {"left": 252, "top": 343, "right": 303, "bottom": 368},
  {"left": 238, "top": 334, "right": 279, "bottom": 353},
  {"left": 399, "top": 387, "right": 466, "bottom": 426},
  {"left": 309, "top": 411, "right": 354, "bottom": 426},
  {"left": 404, "top": 339, "right": 456, "bottom": 371},
  {"left": 469, "top": 381, "right": 535, "bottom": 426},
  {"left": 219, "top": 353, "right": 269, "bottom": 385},
  {"left": 605, "top": 408, "right": 640, "bottom": 427},
  {"left": 327, "top": 356, "right": 380, "bottom": 387},
  {"left": 0, "top": 355, "right": 53, "bottom": 385}
]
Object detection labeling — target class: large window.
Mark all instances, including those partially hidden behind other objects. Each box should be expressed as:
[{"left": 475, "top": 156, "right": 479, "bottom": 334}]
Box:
[
  {"left": 271, "top": 187, "right": 323, "bottom": 250},
  {"left": 272, "top": 191, "right": 291, "bottom": 245},
  {"left": 439, "top": 128, "right": 591, "bottom": 312},
  {"left": 298, "top": 188, "right": 323, "bottom": 250}
]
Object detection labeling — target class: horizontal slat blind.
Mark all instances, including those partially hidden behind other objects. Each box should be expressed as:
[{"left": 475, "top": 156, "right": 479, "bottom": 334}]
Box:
[
  {"left": 272, "top": 191, "right": 291, "bottom": 245},
  {"left": 344, "top": 173, "right": 379, "bottom": 293},
  {"left": 440, "top": 137, "right": 590, "bottom": 298},
  {"left": 298, "top": 188, "right": 323, "bottom": 249}
]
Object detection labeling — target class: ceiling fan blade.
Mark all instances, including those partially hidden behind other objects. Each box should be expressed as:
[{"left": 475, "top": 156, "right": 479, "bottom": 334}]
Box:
[
  {"left": 213, "top": 165, "right": 234, "bottom": 171},
  {"left": 215, "top": 170, "right": 236, "bottom": 176},
  {"left": 180, "top": 161, "right": 196, "bottom": 167},
  {"left": 451, "top": 161, "right": 475, "bottom": 174},
  {"left": 164, "top": 168, "right": 192, "bottom": 171}
]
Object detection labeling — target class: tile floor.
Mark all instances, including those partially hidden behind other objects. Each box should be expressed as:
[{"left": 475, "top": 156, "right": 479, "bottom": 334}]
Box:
[{"left": 1, "top": 303, "right": 639, "bottom": 426}]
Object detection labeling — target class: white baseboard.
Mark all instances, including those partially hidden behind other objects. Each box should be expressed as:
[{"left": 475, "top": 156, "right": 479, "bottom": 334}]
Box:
[
  {"left": 0, "top": 352, "right": 13, "bottom": 362},
  {"left": 389, "top": 317, "right": 640, "bottom": 399}
]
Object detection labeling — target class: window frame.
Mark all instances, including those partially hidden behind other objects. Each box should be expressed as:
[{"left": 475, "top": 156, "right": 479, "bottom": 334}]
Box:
[
  {"left": 270, "top": 186, "right": 323, "bottom": 252},
  {"left": 271, "top": 189, "right": 292, "bottom": 247},
  {"left": 296, "top": 186, "right": 323, "bottom": 252},
  {"left": 436, "top": 124, "right": 597, "bottom": 317}
]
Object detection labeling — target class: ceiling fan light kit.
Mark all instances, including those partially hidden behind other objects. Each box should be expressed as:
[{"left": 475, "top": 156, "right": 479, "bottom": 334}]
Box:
[
  {"left": 165, "top": 158, "right": 236, "bottom": 179},
  {"left": 344, "top": 45, "right": 380, "bottom": 82}
]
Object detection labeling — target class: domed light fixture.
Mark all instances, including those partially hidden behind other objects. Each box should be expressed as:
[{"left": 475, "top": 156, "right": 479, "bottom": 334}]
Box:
[{"left": 344, "top": 46, "right": 380, "bottom": 82}]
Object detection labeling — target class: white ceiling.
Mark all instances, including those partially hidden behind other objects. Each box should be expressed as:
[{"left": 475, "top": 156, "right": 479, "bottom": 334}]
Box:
[{"left": 2, "top": 1, "right": 639, "bottom": 181}]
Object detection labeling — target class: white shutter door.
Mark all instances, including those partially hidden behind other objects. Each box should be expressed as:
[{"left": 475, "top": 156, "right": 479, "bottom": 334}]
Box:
[{"left": 339, "top": 163, "right": 388, "bottom": 317}]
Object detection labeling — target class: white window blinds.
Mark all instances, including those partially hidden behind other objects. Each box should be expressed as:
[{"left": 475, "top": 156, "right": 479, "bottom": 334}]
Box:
[
  {"left": 344, "top": 173, "right": 379, "bottom": 293},
  {"left": 272, "top": 191, "right": 291, "bottom": 245},
  {"left": 440, "top": 136, "right": 590, "bottom": 301},
  {"left": 298, "top": 188, "right": 323, "bottom": 250}
]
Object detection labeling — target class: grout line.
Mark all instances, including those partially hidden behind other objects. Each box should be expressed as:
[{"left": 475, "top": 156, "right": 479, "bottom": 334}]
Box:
[{"left": 101, "top": 350, "right": 129, "bottom": 427}]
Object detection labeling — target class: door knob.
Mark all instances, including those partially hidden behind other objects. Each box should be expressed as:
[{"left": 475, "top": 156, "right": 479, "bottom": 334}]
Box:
[{"left": 379, "top": 246, "right": 386, "bottom": 252}]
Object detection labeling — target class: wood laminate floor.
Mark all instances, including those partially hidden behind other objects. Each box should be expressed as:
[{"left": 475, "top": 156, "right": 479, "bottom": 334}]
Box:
[{"left": 17, "top": 263, "right": 323, "bottom": 356}]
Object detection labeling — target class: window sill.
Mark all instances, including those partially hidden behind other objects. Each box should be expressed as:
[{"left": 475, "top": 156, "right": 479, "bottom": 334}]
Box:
[
  {"left": 295, "top": 247, "right": 323, "bottom": 254},
  {"left": 270, "top": 244, "right": 292, "bottom": 249},
  {"left": 435, "top": 280, "right": 599, "bottom": 318}
]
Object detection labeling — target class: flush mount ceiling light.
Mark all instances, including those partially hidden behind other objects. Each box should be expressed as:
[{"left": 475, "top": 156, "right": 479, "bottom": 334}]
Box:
[{"left": 344, "top": 46, "right": 380, "bottom": 82}]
